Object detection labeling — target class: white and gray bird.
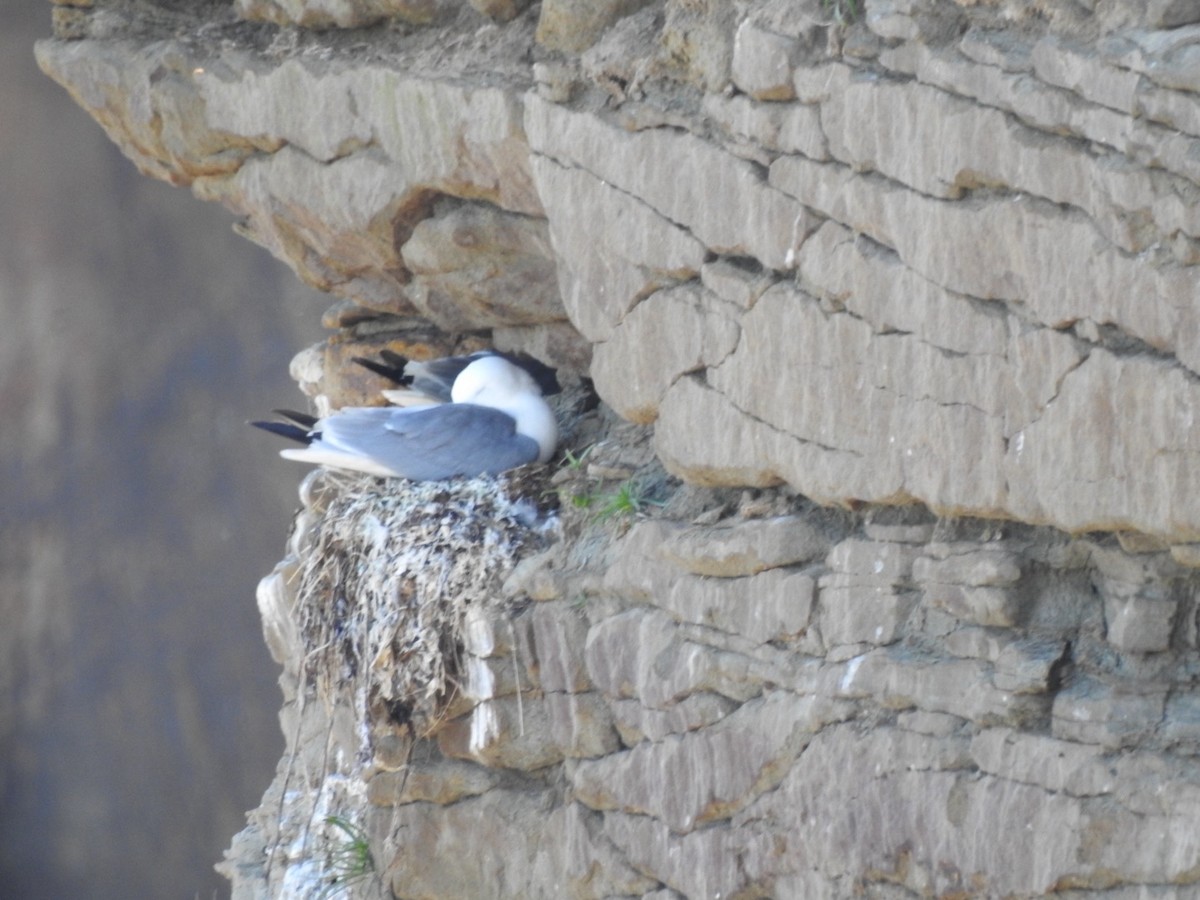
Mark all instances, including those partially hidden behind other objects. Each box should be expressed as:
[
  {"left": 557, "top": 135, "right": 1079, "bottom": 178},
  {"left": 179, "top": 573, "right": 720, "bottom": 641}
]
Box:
[
  {"left": 354, "top": 348, "right": 561, "bottom": 408},
  {"left": 253, "top": 354, "right": 558, "bottom": 481}
]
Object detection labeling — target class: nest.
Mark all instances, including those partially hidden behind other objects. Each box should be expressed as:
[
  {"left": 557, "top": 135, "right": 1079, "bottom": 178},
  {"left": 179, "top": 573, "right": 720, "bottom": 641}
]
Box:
[{"left": 292, "top": 467, "right": 551, "bottom": 737}]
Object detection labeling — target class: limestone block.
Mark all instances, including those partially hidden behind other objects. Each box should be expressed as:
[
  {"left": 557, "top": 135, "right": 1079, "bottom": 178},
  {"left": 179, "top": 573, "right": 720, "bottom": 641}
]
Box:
[
  {"left": 602, "top": 809, "right": 767, "bottom": 900},
  {"left": 585, "top": 607, "right": 793, "bottom": 705},
  {"left": 705, "top": 285, "right": 1011, "bottom": 510},
  {"left": 236, "top": 0, "right": 447, "bottom": 28},
  {"left": 800, "top": 221, "right": 1009, "bottom": 358},
  {"left": 438, "top": 691, "right": 619, "bottom": 769},
  {"left": 572, "top": 691, "right": 837, "bottom": 832},
  {"left": 1104, "top": 592, "right": 1177, "bottom": 653},
  {"left": 526, "top": 94, "right": 818, "bottom": 270},
  {"left": 400, "top": 202, "right": 564, "bottom": 330},
  {"left": 1104, "top": 24, "right": 1200, "bottom": 92},
  {"left": 536, "top": 0, "right": 653, "bottom": 53},
  {"left": 469, "top": 0, "right": 532, "bottom": 23},
  {"left": 610, "top": 693, "right": 738, "bottom": 744},
  {"left": 732, "top": 19, "right": 801, "bottom": 100},
  {"left": 827, "top": 538, "right": 921, "bottom": 579},
  {"left": 378, "top": 790, "right": 556, "bottom": 897},
  {"left": 366, "top": 757, "right": 500, "bottom": 806},
  {"left": 1052, "top": 676, "right": 1169, "bottom": 748},
  {"left": 658, "top": 515, "right": 831, "bottom": 576},
  {"left": 198, "top": 61, "right": 543, "bottom": 215},
  {"left": 530, "top": 155, "right": 705, "bottom": 342},
  {"left": 1031, "top": 35, "right": 1141, "bottom": 115},
  {"left": 702, "top": 93, "right": 827, "bottom": 158},
  {"left": 523, "top": 601, "right": 592, "bottom": 693},
  {"left": 839, "top": 649, "right": 1042, "bottom": 724},
  {"left": 923, "top": 583, "right": 1018, "bottom": 627},
  {"left": 970, "top": 727, "right": 1115, "bottom": 796},
  {"left": 991, "top": 637, "right": 1068, "bottom": 694},
  {"left": 1004, "top": 351, "right": 1200, "bottom": 539},
  {"left": 590, "top": 282, "right": 741, "bottom": 423},
  {"left": 730, "top": 725, "right": 1083, "bottom": 897},
  {"left": 659, "top": 0, "right": 739, "bottom": 92},
  {"left": 667, "top": 569, "right": 816, "bottom": 642},
  {"left": 1161, "top": 690, "right": 1200, "bottom": 746},
  {"left": 772, "top": 156, "right": 1192, "bottom": 368},
  {"left": 699, "top": 259, "right": 777, "bottom": 310},
  {"left": 527, "top": 804, "right": 660, "bottom": 898},
  {"left": 817, "top": 574, "right": 918, "bottom": 646},
  {"left": 896, "top": 41, "right": 1200, "bottom": 193},
  {"left": 35, "top": 38, "right": 271, "bottom": 185},
  {"left": 865, "top": 0, "right": 919, "bottom": 41},
  {"left": 913, "top": 548, "right": 1022, "bottom": 586}
]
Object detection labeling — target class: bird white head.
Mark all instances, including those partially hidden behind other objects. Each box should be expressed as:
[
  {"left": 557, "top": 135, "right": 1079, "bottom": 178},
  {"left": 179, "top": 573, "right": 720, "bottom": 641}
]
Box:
[{"left": 451, "top": 355, "right": 558, "bottom": 462}]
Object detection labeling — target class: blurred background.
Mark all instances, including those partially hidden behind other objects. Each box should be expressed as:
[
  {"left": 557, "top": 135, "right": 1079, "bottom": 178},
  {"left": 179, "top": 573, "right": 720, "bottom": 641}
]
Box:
[{"left": 1, "top": 3, "right": 329, "bottom": 897}]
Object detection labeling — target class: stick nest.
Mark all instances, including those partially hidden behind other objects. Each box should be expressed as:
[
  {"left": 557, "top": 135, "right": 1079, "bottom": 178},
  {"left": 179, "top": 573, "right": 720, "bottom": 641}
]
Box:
[{"left": 293, "top": 467, "right": 551, "bottom": 736}]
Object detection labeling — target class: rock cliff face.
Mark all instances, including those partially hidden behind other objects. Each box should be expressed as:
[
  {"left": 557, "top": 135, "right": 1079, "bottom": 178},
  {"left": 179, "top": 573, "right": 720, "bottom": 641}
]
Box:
[{"left": 38, "top": 0, "right": 1200, "bottom": 896}]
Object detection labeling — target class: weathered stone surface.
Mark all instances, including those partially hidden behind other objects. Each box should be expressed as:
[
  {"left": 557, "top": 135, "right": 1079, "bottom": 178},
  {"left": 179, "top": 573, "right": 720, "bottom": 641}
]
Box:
[
  {"left": 518, "top": 600, "right": 592, "bottom": 694},
  {"left": 610, "top": 693, "right": 738, "bottom": 744},
  {"left": 530, "top": 154, "right": 705, "bottom": 342},
  {"left": 527, "top": 94, "right": 818, "bottom": 270},
  {"left": 379, "top": 790, "right": 556, "bottom": 897},
  {"left": 236, "top": 0, "right": 448, "bottom": 28},
  {"left": 536, "top": 0, "right": 653, "bottom": 53},
  {"left": 469, "top": 0, "right": 532, "bottom": 23},
  {"left": 970, "top": 727, "right": 1115, "bottom": 796},
  {"left": 732, "top": 18, "right": 801, "bottom": 100},
  {"left": 572, "top": 691, "right": 841, "bottom": 832},
  {"left": 367, "top": 755, "right": 500, "bottom": 806},
  {"left": 1052, "top": 677, "right": 1169, "bottom": 748},
  {"left": 827, "top": 538, "right": 921, "bottom": 579},
  {"left": 590, "top": 282, "right": 740, "bottom": 423},
  {"left": 438, "top": 691, "right": 619, "bottom": 769},
  {"left": 838, "top": 649, "right": 1043, "bottom": 724},
  {"left": 702, "top": 92, "right": 827, "bottom": 158},
  {"left": 399, "top": 202, "right": 563, "bottom": 330},
  {"left": 913, "top": 547, "right": 1022, "bottom": 586},
  {"left": 1104, "top": 592, "right": 1177, "bottom": 653},
  {"left": 658, "top": 515, "right": 831, "bottom": 577},
  {"left": 818, "top": 574, "right": 918, "bottom": 646}
]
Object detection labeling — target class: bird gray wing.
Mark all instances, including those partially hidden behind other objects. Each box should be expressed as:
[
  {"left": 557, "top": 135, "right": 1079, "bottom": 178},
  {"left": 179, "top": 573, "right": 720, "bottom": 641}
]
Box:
[{"left": 318, "top": 404, "right": 541, "bottom": 481}]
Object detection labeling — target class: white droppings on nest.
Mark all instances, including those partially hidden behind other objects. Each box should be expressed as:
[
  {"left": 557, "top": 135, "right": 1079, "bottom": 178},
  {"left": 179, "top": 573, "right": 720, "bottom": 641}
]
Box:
[{"left": 293, "top": 467, "right": 553, "bottom": 743}]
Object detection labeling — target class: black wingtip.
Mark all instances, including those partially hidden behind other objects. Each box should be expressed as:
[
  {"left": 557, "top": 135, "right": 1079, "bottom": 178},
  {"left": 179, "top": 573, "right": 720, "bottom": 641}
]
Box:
[
  {"left": 353, "top": 354, "right": 412, "bottom": 386},
  {"left": 499, "top": 351, "right": 562, "bottom": 396},
  {"left": 250, "top": 419, "right": 314, "bottom": 445},
  {"left": 272, "top": 409, "right": 319, "bottom": 429}
]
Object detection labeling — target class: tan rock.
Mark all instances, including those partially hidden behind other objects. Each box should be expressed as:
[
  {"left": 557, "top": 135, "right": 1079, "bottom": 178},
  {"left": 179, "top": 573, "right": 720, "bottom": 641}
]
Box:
[
  {"left": 732, "top": 18, "right": 801, "bottom": 100},
  {"left": 702, "top": 92, "right": 827, "bottom": 158},
  {"left": 572, "top": 691, "right": 840, "bottom": 832},
  {"left": 367, "top": 756, "right": 500, "bottom": 806},
  {"left": 536, "top": 0, "right": 654, "bottom": 53},
  {"left": 400, "top": 202, "right": 564, "bottom": 330},
  {"left": 437, "top": 691, "right": 619, "bottom": 769},
  {"left": 526, "top": 94, "right": 817, "bottom": 270},
  {"left": 610, "top": 693, "right": 738, "bottom": 744},
  {"left": 658, "top": 515, "right": 831, "bottom": 576},
  {"left": 817, "top": 573, "right": 918, "bottom": 646},
  {"left": 236, "top": 0, "right": 448, "bottom": 27},
  {"left": 1103, "top": 592, "right": 1177, "bottom": 653},
  {"left": 530, "top": 155, "right": 704, "bottom": 341},
  {"left": 590, "top": 282, "right": 740, "bottom": 423}
]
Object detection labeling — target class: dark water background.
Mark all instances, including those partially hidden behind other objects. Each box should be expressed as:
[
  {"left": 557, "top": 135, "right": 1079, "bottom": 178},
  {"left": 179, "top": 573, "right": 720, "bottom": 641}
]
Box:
[{"left": 1, "top": 4, "right": 328, "bottom": 897}]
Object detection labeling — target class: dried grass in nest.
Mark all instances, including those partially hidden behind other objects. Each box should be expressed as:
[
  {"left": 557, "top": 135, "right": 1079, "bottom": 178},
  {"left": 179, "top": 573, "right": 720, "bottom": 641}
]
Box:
[{"left": 293, "top": 467, "right": 551, "bottom": 738}]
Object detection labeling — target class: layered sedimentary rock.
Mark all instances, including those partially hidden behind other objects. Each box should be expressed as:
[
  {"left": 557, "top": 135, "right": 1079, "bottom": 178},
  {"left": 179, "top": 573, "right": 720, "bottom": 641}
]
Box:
[{"left": 38, "top": 0, "right": 1200, "bottom": 896}]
